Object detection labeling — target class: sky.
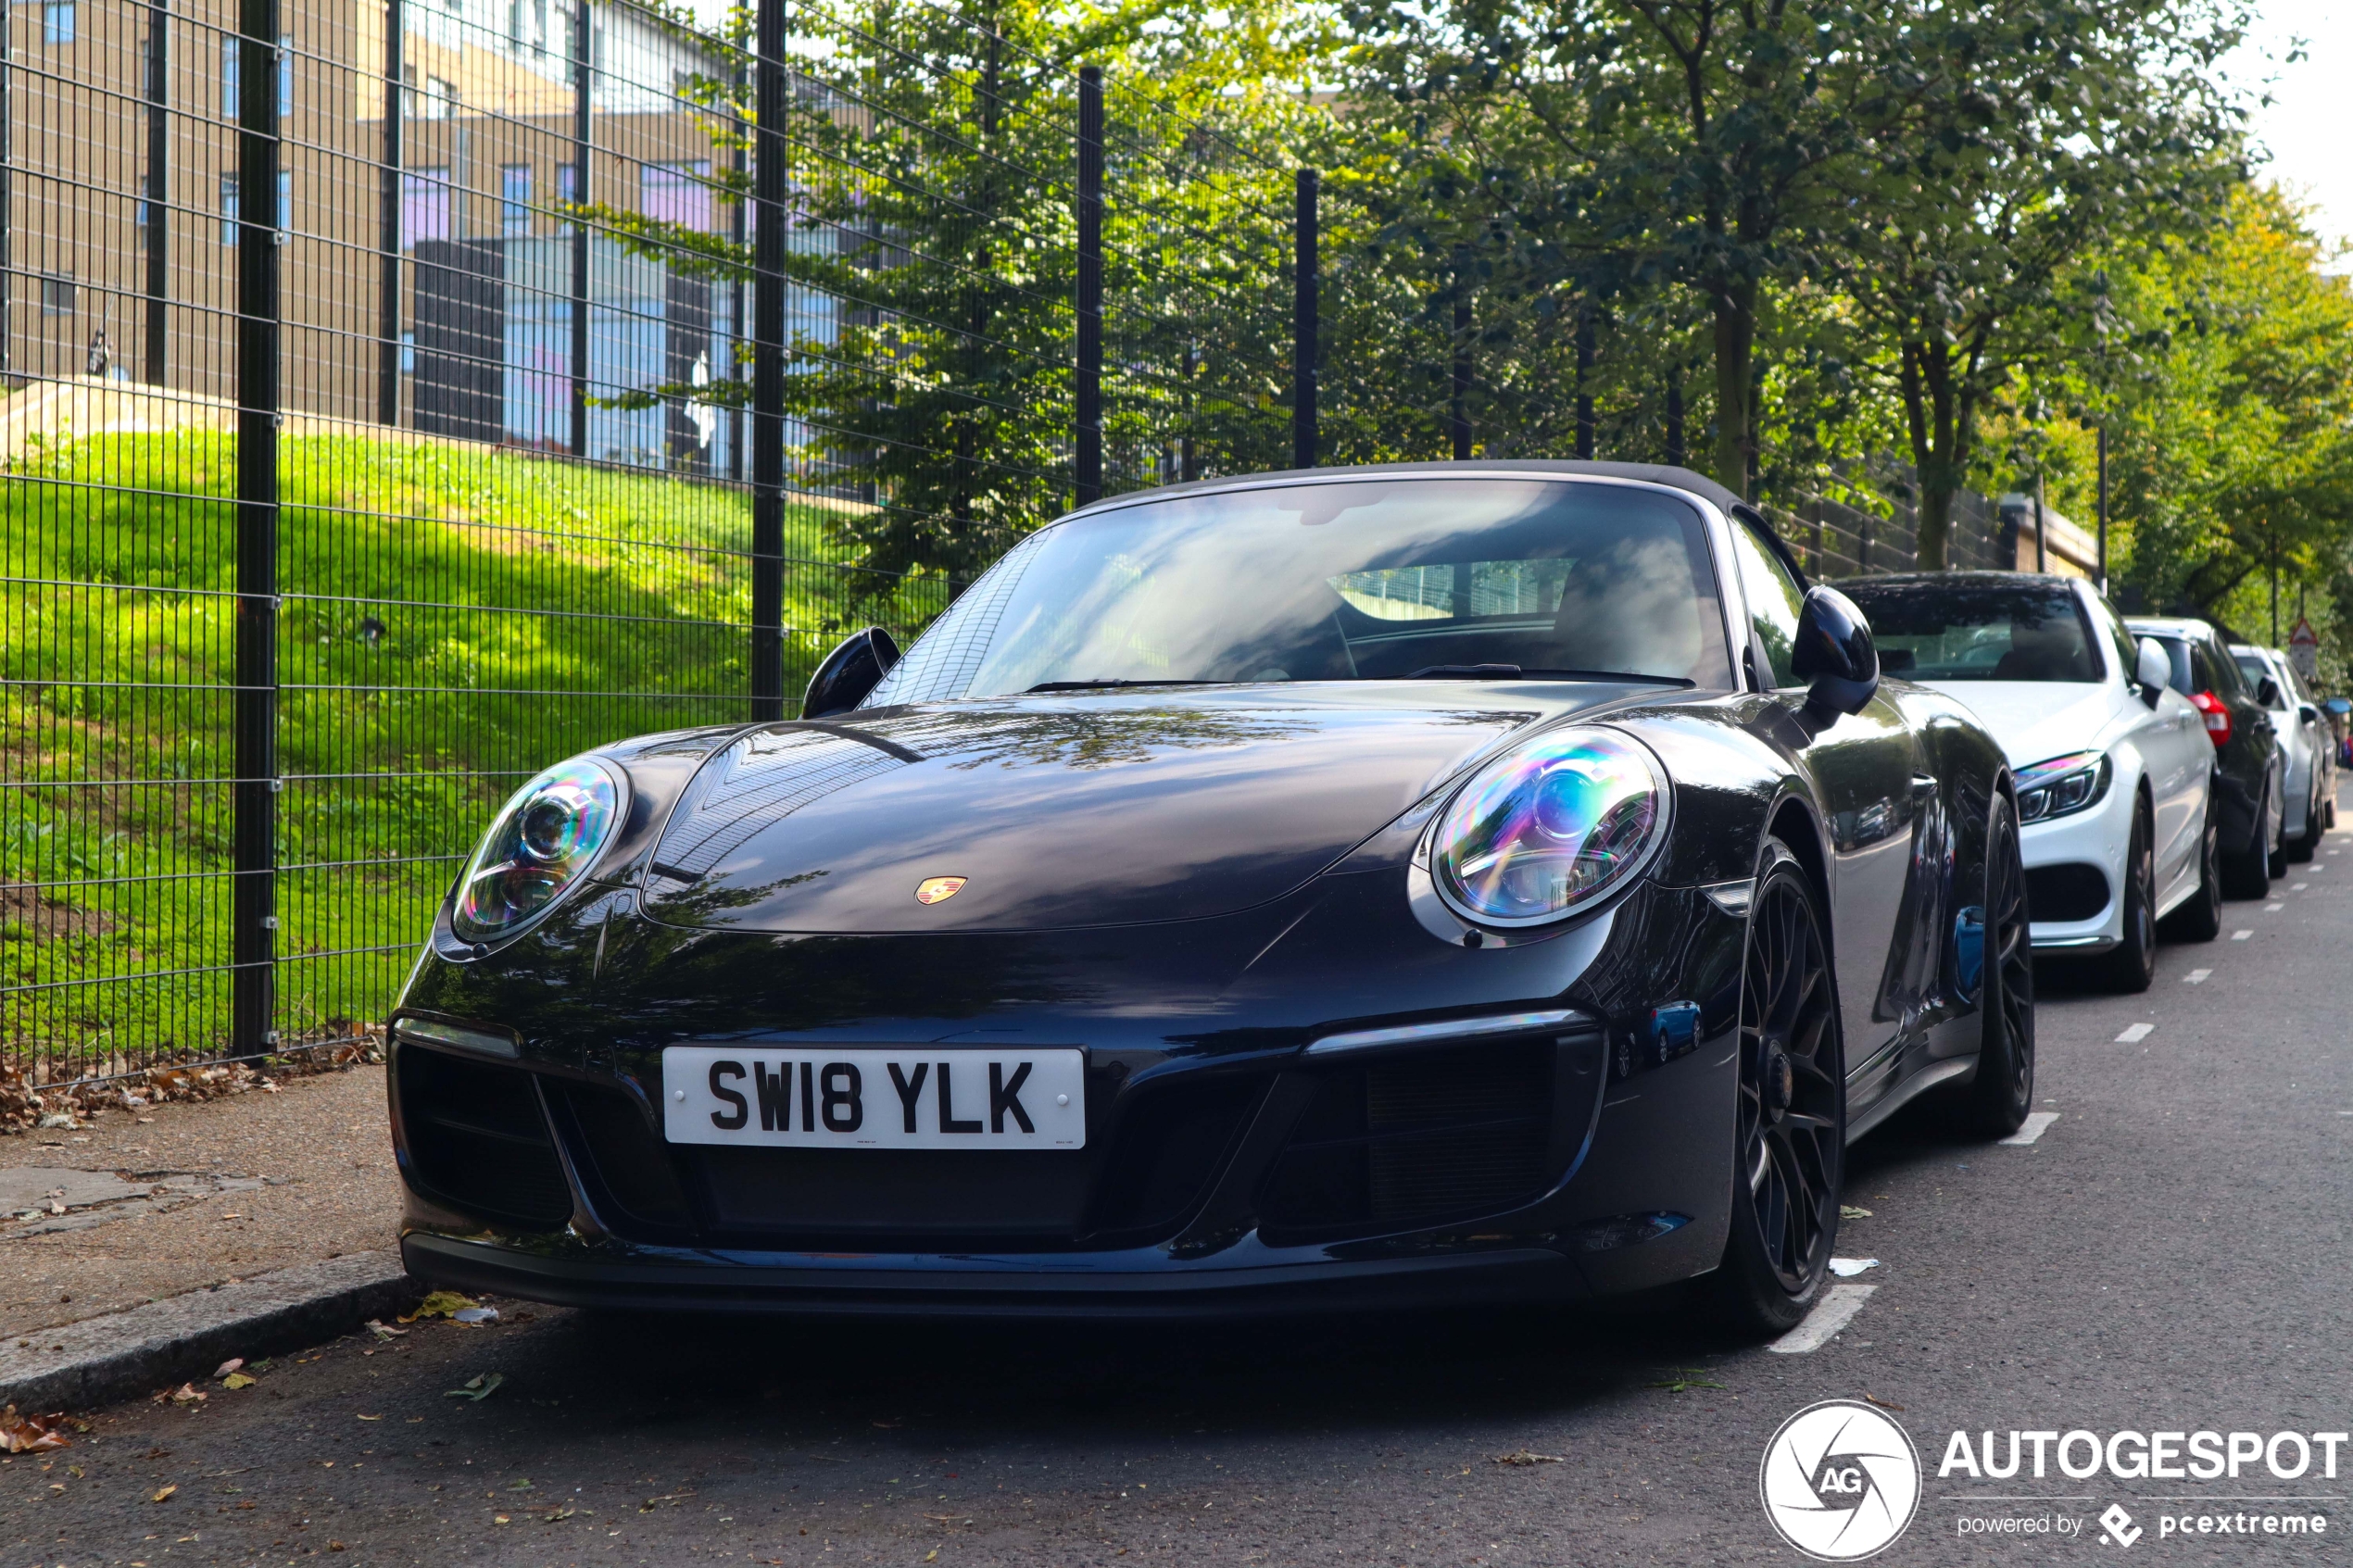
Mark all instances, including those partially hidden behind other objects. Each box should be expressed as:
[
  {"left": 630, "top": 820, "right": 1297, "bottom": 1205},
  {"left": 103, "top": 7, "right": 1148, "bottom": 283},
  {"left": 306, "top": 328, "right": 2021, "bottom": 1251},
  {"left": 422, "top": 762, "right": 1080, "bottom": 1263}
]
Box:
[{"left": 2228, "top": 0, "right": 2353, "bottom": 259}]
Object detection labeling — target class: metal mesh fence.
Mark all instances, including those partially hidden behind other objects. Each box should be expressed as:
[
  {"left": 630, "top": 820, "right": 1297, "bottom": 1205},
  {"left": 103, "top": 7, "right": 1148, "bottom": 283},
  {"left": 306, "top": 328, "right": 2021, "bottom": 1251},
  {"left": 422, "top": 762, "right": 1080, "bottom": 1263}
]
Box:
[{"left": 1, "top": 0, "right": 2033, "bottom": 1093}]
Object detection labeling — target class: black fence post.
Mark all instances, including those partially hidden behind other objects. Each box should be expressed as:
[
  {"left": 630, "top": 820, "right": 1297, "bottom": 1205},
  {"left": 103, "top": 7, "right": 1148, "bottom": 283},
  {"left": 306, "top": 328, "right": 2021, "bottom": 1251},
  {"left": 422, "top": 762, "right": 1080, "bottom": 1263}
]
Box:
[
  {"left": 0, "top": 19, "right": 12, "bottom": 380},
  {"left": 233, "top": 0, "right": 282, "bottom": 1057},
  {"left": 748, "top": 0, "right": 786, "bottom": 719},
  {"left": 1292, "top": 168, "right": 1316, "bottom": 470},
  {"left": 728, "top": 52, "right": 748, "bottom": 486},
  {"left": 376, "top": 0, "right": 401, "bottom": 424},
  {"left": 1075, "top": 66, "right": 1102, "bottom": 507},
  {"left": 567, "top": 0, "right": 592, "bottom": 458},
  {"left": 1665, "top": 367, "right": 1684, "bottom": 467},
  {"left": 1450, "top": 246, "right": 1471, "bottom": 461},
  {"left": 2095, "top": 425, "right": 2109, "bottom": 592},
  {"left": 1574, "top": 308, "right": 1594, "bottom": 460},
  {"left": 144, "top": 0, "right": 170, "bottom": 384}
]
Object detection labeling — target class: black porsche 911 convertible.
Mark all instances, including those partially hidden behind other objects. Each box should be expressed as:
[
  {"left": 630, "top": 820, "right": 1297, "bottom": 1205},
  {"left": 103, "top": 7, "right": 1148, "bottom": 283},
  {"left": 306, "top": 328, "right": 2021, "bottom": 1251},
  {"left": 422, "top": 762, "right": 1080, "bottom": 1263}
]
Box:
[{"left": 388, "top": 459, "right": 2032, "bottom": 1335}]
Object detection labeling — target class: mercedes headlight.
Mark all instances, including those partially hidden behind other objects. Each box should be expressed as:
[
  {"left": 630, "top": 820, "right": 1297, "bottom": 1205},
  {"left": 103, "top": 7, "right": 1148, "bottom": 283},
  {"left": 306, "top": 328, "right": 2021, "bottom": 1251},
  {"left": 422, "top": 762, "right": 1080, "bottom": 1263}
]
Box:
[
  {"left": 2015, "top": 750, "right": 2109, "bottom": 823},
  {"left": 1428, "top": 727, "right": 1668, "bottom": 925},
  {"left": 453, "top": 757, "right": 623, "bottom": 940}
]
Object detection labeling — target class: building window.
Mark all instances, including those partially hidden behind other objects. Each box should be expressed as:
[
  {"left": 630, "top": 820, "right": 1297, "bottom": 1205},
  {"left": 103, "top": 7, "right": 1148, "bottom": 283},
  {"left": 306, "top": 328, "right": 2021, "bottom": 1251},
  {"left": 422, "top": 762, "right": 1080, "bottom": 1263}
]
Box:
[
  {"left": 220, "top": 174, "right": 238, "bottom": 245},
  {"left": 402, "top": 168, "right": 451, "bottom": 247},
  {"left": 556, "top": 163, "right": 579, "bottom": 206},
  {"left": 501, "top": 165, "right": 532, "bottom": 234},
  {"left": 40, "top": 272, "right": 75, "bottom": 317},
  {"left": 640, "top": 161, "right": 711, "bottom": 232},
  {"left": 44, "top": 1, "right": 75, "bottom": 44},
  {"left": 279, "top": 33, "right": 294, "bottom": 119},
  {"left": 221, "top": 37, "right": 237, "bottom": 115},
  {"left": 424, "top": 75, "right": 457, "bottom": 119}
]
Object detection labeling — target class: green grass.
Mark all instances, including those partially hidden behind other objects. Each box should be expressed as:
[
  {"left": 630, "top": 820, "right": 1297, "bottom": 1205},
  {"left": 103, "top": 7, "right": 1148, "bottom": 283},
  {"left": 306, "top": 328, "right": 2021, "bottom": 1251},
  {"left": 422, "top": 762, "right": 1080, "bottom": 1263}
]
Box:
[{"left": 2, "top": 428, "right": 945, "bottom": 1076}]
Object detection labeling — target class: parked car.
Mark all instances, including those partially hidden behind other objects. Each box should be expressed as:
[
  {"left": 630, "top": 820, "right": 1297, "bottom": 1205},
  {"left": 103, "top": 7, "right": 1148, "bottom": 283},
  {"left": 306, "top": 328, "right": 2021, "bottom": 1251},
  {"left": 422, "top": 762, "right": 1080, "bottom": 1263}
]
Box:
[
  {"left": 2231, "top": 644, "right": 2335, "bottom": 859},
  {"left": 1840, "top": 573, "right": 2217, "bottom": 992},
  {"left": 2128, "top": 616, "right": 2281, "bottom": 897},
  {"left": 387, "top": 460, "right": 2031, "bottom": 1338}
]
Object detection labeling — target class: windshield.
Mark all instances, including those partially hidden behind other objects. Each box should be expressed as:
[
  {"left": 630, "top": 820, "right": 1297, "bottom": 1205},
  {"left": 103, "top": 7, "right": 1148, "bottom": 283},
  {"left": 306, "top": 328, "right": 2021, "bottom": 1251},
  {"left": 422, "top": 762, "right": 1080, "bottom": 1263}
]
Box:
[
  {"left": 866, "top": 478, "right": 1731, "bottom": 703},
  {"left": 1839, "top": 583, "right": 2101, "bottom": 683}
]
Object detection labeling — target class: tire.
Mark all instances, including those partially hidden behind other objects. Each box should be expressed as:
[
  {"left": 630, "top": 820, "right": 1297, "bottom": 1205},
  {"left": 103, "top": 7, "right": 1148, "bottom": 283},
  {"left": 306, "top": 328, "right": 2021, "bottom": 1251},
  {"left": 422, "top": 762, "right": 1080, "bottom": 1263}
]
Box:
[
  {"left": 2096, "top": 801, "right": 2156, "bottom": 993},
  {"left": 1963, "top": 796, "right": 2035, "bottom": 1137},
  {"left": 1713, "top": 842, "right": 1845, "bottom": 1339},
  {"left": 2266, "top": 771, "right": 2289, "bottom": 878},
  {"left": 2221, "top": 778, "right": 2273, "bottom": 898},
  {"left": 2288, "top": 776, "right": 2322, "bottom": 861},
  {"left": 2160, "top": 789, "right": 2223, "bottom": 942}
]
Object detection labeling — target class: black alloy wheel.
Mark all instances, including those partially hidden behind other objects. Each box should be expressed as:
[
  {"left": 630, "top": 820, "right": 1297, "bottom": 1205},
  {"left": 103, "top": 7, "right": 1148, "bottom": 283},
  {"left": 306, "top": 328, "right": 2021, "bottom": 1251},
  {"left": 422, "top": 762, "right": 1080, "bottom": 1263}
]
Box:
[
  {"left": 1964, "top": 796, "right": 2035, "bottom": 1136},
  {"left": 1717, "top": 844, "right": 1845, "bottom": 1336},
  {"left": 2097, "top": 800, "right": 2157, "bottom": 994},
  {"left": 2162, "top": 787, "right": 2224, "bottom": 942},
  {"left": 2289, "top": 774, "right": 2322, "bottom": 861},
  {"left": 2221, "top": 777, "right": 2273, "bottom": 898}
]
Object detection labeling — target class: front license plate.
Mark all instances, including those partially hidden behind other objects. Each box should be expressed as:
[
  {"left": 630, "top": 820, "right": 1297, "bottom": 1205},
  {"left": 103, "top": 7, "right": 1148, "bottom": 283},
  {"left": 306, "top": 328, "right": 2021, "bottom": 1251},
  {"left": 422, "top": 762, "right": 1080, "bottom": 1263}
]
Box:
[{"left": 660, "top": 1045, "right": 1086, "bottom": 1150}]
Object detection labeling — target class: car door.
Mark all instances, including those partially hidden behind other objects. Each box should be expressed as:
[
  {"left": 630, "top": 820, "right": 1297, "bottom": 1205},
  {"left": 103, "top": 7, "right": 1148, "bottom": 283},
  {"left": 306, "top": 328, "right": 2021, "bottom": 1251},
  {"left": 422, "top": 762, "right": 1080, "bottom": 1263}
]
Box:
[
  {"left": 2095, "top": 596, "right": 2203, "bottom": 894},
  {"left": 1726, "top": 521, "right": 1921, "bottom": 1090}
]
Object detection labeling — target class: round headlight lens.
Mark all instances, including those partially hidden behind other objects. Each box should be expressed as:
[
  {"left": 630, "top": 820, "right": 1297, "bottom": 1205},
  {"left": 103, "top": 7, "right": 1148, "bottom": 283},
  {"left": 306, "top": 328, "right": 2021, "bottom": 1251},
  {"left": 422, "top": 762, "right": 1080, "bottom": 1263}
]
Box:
[
  {"left": 454, "top": 758, "right": 621, "bottom": 939},
  {"left": 1430, "top": 728, "right": 1667, "bottom": 925}
]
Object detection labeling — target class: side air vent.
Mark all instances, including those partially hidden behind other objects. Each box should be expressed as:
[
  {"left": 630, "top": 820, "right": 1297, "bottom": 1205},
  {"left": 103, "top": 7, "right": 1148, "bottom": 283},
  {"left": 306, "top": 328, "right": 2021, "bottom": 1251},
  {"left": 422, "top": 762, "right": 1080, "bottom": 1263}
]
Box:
[
  {"left": 2025, "top": 861, "right": 2110, "bottom": 923},
  {"left": 1258, "top": 1039, "right": 1556, "bottom": 1242},
  {"left": 395, "top": 1043, "right": 573, "bottom": 1227}
]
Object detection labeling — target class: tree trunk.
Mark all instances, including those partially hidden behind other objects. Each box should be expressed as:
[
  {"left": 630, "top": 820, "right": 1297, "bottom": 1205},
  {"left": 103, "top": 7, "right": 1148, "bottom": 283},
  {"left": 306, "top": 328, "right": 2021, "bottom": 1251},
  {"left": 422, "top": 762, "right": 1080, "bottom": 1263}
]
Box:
[
  {"left": 1900, "top": 341, "right": 1965, "bottom": 571},
  {"left": 1711, "top": 282, "right": 1756, "bottom": 498}
]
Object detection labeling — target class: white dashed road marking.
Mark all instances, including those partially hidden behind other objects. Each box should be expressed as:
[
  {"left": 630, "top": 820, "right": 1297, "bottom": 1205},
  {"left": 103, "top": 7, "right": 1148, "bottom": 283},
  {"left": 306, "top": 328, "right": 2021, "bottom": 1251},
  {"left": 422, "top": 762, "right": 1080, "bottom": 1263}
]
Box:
[
  {"left": 2267, "top": 902, "right": 2285, "bottom": 911},
  {"left": 2117, "top": 1022, "right": 2157, "bottom": 1043},
  {"left": 2292, "top": 883, "right": 2309, "bottom": 892},
  {"left": 2183, "top": 969, "right": 2212, "bottom": 984},
  {"left": 1769, "top": 1284, "right": 1878, "bottom": 1354},
  {"left": 1999, "top": 1111, "right": 2059, "bottom": 1146},
  {"left": 2232, "top": 930, "right": 2252, "bottom": 940}
]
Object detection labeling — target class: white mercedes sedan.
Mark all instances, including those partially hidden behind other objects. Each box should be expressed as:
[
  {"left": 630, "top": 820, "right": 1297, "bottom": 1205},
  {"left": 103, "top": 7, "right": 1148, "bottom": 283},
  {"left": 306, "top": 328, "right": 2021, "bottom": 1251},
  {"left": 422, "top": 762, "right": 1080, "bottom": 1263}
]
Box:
[{"left": 1839, "top": 573, "right": 2219, "bottom": 991}]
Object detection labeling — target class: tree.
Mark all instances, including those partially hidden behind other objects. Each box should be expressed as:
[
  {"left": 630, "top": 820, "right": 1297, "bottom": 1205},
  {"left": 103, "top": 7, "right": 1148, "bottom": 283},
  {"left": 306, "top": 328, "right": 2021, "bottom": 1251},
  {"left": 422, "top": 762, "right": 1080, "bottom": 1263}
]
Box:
[{"left": 1834, "top": 0, "right": 2243, "bottom": 568}]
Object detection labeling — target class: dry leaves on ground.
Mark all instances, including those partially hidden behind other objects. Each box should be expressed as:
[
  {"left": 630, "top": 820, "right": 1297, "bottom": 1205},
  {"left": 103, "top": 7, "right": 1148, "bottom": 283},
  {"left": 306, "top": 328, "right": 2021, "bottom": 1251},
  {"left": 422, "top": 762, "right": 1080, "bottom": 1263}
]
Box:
[
  {"left": 402, "top": 1290, "right": 479, "bottom": 1323},
  {"left": 1491, "top": 1450, "right": 1566, "bottom": 1466},
  {"left": 0, "top": 1406, "right": 70, "bottom": 1454}
]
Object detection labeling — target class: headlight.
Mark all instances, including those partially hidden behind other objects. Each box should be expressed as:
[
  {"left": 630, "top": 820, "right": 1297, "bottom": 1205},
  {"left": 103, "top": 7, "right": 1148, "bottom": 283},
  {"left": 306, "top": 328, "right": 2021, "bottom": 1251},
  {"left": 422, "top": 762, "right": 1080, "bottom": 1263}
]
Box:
[
  {"left": 453, "top": 757, "right": 623, "bottom": 940},
  {"left": 1428, "top": 727, "right": 1668, "bottom": 925},
  {"left": 2015, "top": 750, "right": 2110, "bottom": 823}
]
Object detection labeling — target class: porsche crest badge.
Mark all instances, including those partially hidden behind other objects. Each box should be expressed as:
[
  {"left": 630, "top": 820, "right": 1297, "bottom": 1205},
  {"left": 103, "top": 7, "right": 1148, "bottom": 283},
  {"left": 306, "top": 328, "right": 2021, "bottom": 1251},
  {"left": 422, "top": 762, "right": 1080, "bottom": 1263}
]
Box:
[{"left": 914, "top": 875, "right": 967, "bottom": 905}]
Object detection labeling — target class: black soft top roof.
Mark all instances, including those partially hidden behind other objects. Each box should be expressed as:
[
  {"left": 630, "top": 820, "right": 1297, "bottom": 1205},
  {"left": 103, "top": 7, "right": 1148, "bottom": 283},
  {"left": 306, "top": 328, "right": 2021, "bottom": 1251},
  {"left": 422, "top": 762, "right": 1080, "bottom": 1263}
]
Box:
[{"left": 1061, "top": 459, "right": 1751, "bottom": 525}]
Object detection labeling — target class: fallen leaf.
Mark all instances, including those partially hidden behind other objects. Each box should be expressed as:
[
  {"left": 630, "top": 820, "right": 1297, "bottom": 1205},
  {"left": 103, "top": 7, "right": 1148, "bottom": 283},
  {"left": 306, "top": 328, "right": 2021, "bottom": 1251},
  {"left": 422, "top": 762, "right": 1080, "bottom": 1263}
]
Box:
[
  {"left": 1491, "top": 1450, "right": 1567, "bottom": 1465},
  {"left": 151, "top": 1484, "right": 178, "bottom": 1503},
  {"left": 222, "top": 1374, "right": 257, "bottom": 1390},
  {"left": 1840, "top": 1206, "right": 1873, "bottom": 1220},
  {"left": 542, "top": 1504, "right": 576, "bottom": 1523},
  {"left": 1864, "top": 1392, "right": 1906, "bottom": 1412},
  {"left": 0, "top": 1406, "right": 71, "bottom": 1454},
  {"left": 444, "top": 1373, "right": 504, "bottom": 1402},
  {"left": 401, "top": 1290, "right": 479, "bottom": 1323},
  {"left": 213, "top": 1359, "right": 245, "bottom": 1380},
  {"left": 167, "top": 1383, "right": 208, "bottom": 1406},
  {"left": 356, "top": 1413, "right": 382, "bottom": 1421},
  {"left": 328, "top": 1542, "right": 346, "bottom": 1552},
  {"left": 925, "top": 1553, "right": 938, "bottom": 1562},
  {"left": 364, "top": 1319, "right": 409, "bottom": 1341},
  {"left": 508, "top": 1478, "right": 535, "bottom": 1491},
  {"left": 494, "top": 1513, "right": 510, "bottom": 1525}
]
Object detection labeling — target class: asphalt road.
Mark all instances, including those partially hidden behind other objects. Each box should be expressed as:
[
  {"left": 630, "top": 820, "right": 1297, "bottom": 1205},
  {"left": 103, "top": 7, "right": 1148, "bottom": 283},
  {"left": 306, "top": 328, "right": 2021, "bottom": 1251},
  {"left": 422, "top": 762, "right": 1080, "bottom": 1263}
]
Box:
[{"left": 11, "top": 801, "right": 2352, "bottom": 1567}]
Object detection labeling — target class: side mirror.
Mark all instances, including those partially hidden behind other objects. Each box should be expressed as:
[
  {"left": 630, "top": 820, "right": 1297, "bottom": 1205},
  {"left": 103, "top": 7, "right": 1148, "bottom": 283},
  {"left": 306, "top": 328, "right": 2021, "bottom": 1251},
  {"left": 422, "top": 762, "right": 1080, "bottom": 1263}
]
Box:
[
  {"left": 1792, "top": 585, "right": 1880, "bottom": 717},
  {"left": 2255, "top": 675, "right": 2282, "bottom": 709},
  {"left": 2300, "top": 704, "right": 2322, "bottom": 726},
  {"left": 2134, "top": 638, "right": 2171, "bottom": 707},
  {"left": 801, "top": 626, "right": 901, "bottom": 719}
]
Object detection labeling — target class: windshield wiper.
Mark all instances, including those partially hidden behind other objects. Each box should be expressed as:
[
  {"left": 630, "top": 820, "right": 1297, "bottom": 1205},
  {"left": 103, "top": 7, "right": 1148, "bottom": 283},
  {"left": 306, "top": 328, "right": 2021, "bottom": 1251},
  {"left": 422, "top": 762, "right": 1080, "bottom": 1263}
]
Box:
[
  {"left": 1401, "top": 664, "right": 1696, "bottom": 687},
  {"left": 1026, "top": 678, "right": 1236, "bottom": 692}
]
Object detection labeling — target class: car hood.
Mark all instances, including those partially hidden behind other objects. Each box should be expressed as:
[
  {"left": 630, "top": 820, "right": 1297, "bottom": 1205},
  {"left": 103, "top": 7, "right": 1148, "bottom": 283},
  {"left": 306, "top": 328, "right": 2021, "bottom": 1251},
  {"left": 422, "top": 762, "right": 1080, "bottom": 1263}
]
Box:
[
  {"left": 631, "top": 684, "right": 1642, "bottom": 934},
  {"left": 1916, "top": 681, "right": 2118, "bottom": 770}
]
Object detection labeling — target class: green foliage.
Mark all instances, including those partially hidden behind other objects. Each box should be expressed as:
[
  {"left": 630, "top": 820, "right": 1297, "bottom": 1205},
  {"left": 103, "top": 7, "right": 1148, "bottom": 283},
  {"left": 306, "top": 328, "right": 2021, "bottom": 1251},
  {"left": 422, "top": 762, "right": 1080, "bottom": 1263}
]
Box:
[{"left": 1, "top": 430, "right": 938, "bottom": 1065}]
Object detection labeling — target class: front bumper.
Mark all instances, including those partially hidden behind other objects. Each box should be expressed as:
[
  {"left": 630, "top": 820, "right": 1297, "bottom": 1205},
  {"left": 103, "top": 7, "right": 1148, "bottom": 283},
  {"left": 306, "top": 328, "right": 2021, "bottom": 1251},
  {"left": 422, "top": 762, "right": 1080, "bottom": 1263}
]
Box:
[
  {"left": 2020, "top": 770, "right": 2134, "bottom": 952},
  {"left": 389, "top": 873, "right": 1747, "bottom": 1316}
]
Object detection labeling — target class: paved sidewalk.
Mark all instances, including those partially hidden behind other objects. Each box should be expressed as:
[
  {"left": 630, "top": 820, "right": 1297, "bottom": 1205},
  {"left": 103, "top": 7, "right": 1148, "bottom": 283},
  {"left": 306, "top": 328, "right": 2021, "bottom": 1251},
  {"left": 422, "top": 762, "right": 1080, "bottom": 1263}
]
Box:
[{"left": 0, "top": 1067, "right": 400, "bottom": 1338}]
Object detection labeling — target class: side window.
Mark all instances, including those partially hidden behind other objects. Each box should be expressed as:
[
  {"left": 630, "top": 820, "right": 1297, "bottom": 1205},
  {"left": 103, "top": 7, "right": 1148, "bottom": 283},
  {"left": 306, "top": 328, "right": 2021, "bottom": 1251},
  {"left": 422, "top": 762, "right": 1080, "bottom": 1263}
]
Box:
[
  {"left": 2094, "top": 598, "right": 2137, "bottom": 684},
  {"left": 2188, "top": 643, "right": 2215, "bottom": 696},
  {"left": 1729, "top": 521, "right": 1806, "bottom": 688},
  {"left": 2203, "top": 637, "right": 2242, "bottom": 697}
]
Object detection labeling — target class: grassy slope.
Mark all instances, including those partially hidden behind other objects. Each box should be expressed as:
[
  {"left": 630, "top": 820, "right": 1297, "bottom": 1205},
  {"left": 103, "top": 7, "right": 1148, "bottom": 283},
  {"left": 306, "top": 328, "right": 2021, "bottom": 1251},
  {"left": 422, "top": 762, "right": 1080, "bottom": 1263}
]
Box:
[{"left": 3, "top": 430, "right": 942, "bottom": 1071}]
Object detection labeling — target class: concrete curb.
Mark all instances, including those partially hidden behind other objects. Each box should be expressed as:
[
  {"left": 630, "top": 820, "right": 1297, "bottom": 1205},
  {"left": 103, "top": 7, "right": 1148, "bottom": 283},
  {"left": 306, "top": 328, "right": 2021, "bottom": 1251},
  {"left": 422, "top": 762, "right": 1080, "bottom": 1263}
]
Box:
[{"left": 0, "top": 1251, "right": 418, "bottom": 1413}]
